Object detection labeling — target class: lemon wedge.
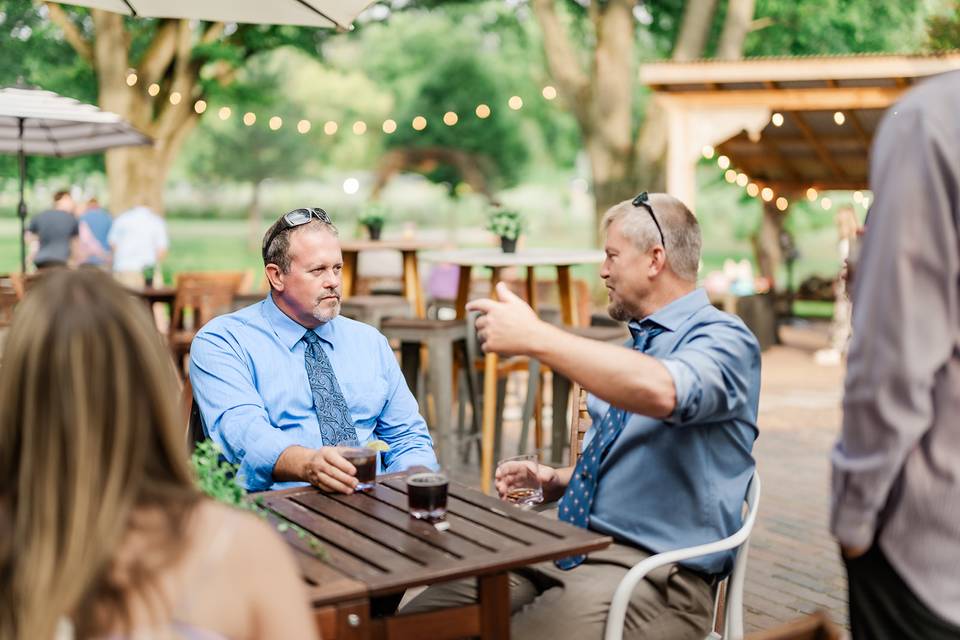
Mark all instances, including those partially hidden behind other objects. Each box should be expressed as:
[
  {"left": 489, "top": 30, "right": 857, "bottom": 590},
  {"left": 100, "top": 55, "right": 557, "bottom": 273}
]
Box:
[{"left": 365, "top": 439, "right": 390, "bottom": 452}]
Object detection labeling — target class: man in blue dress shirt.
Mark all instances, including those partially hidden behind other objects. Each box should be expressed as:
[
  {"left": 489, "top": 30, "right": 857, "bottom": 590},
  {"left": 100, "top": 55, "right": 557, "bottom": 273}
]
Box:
[
  {"left": 190, "top": 208, "right": 437, "bottom": 493},
  {"left": 404, "top": 193, "right": 760, "bottom": 639}
]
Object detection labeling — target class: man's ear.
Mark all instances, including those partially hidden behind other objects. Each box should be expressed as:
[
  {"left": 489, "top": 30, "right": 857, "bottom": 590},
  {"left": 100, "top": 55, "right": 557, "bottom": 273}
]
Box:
[
  {"left": 265, "top": 264, "right": 284, "bottom": 291},
  {"left": 648, "top": 246, "right": 667, "bottom": 278}
]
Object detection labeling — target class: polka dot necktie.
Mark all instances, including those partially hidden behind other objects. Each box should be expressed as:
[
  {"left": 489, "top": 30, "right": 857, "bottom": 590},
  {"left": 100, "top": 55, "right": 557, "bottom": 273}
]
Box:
[
  {"left": 555, "top": 322, "right": 664, "bottom": 570},
  {"left": 302, "top": 330, "right": 358, "bottom": 446}
]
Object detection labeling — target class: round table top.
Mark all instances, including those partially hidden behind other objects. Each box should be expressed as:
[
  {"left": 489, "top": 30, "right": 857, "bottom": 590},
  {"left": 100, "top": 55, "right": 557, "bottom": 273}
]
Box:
[
  {"left": 340, "top": 239, "right": 445, "bottom": 252},
  {"left": 419, "top": 247, "right": 604, "bottom": 267}
]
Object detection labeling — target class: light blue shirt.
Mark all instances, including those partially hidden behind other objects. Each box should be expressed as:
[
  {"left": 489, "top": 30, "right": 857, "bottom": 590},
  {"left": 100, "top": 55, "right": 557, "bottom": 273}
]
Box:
[
  {"left": 189, "top": 293, "right": 438, "bottom": 491},
  {"left": 585, "top": 289, "right": 760, "bottom": 575}
]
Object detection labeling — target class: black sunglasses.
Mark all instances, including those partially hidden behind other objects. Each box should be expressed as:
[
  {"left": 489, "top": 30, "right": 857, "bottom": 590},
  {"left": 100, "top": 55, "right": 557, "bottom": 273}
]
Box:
[
  {"left": 632, "top": 192, "right": 665, "bottom": 249},
  {"left": 262, "top": 207, "right": 331, "bottom": 262}
]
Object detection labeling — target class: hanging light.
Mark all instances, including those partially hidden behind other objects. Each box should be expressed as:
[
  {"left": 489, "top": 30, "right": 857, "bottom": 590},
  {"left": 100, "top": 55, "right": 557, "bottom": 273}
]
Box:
[
  {"left": 746, "top": 183, "right": 760, "bottom": 197},
  {"left": 169, "top": 91, "right": 181, "bottom": 105},
  {"left": 852, "top": 190, "right": 863, "bottom": 203},
  {"left": 736, "top": 173, "right": 749, "bottom": 187},
  {"left": 193, "top": 99, "right": 207, "bottom": 114},
  {"left": 475, "top": 104, "right": 491, "bottom": 119},
  {"left": 353, "top": 121, "right": 367, "bottom": 135},
  {"left": 821, "top": 197, "right": 833, "bottom": 210},
  {"left": 269, "top": 116, "right": 283, "bottom": 130},
  {"left": 761, "top": 187, "right": 774, "bottom": 202},
  {"left": 542, "top": 85, "right": 557, "bottom": 100},
  {"left": 243, "top": 112, "right": 256, "bottom": 126},
  {"left": 776, "top": 196, "right": 789, "bottom": 211},
  {"left": 806, "top": 187, "right": 818, "bottom": 201},
  {"left": 717, "top": 155, "right": 730, "bottom": 170},
  {"left": 508, "top": 96, "right": 523, "bottom": 110},
  {"left": 724, "top": 169, "right": 737, "bottom": 183},
  {"left": 324, "top": 121, "right": 338, "bottom": 135},
  {"left": 412, "top": 116, "right": 427, "bottom": 131},
  {"left": 382, "top": 119, "right": 397, "bottom": 134},
  {"left": 147, "top": 83, "right": 160, "bottom": 97},
  {"left": 771, "top": 112, "right": 784, "bottom": 127},
  {"left": 833, "top": 111, "right": 846, "bottom": 125},
  {"left": 125, "top": 71, "right": 138, "bottom": 86},
  {"left": 443, "top": 111, "right": 458, "bottom": 126},
  {"left": 702, "top": 145, "right": 715, "bottom": 159},
  {"left": 218, "top": 106, "right": 231, "bottom": 120},
  {"left": 297, "top": 119, "right": 311, "bottom": 134}
]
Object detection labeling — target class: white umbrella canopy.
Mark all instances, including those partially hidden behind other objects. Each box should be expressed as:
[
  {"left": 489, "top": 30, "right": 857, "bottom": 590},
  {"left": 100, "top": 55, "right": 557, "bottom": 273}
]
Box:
[
  {"left": 57, "top": 0, "right": 376, "bottom": 30},
  {"left": 0, "top": 86, "right": 151, "bottom": 271}
]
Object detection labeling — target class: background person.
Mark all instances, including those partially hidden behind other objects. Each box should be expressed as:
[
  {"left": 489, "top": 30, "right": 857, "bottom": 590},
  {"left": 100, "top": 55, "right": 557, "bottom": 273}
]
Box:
[
  {"left": 0, "top": 270, "right": 317, "bottom": 640},
  {"left": 108, "top": 204, "right": 169, "bottom": 287},
  {"left": 25, "top": 189, "right": 79, "bottom": 270},
  {"left": 76, "top": 196, "right": 113, "bottom": 267}
]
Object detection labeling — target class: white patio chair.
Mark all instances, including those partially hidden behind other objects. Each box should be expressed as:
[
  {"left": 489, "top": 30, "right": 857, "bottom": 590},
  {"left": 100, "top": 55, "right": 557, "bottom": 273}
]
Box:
[{"left": 604, "top": 470, "right": 761, "bottom": 640}]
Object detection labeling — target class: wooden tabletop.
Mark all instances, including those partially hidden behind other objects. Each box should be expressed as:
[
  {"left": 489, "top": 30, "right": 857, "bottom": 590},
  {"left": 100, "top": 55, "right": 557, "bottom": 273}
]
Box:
[
  {"left": 125, "top": 285, "right": 177, "bottom": 304},
  {"left": 340, "top": 239, "right": 446, "bottom": 252},
  {"left": 420, "top": 248, "right": 604, "bottom": 268},
  {"left": 257, "top": 472, "right": 613, "bottom": 605}
]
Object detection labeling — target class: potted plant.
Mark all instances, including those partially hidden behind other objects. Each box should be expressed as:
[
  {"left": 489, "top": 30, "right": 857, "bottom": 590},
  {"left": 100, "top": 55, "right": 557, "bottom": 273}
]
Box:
[
  {"left": 487, "top": 208, "right": 523, "bottom": 253},
  {"left": 359, "top": 203, "right": 387, "bottom": 241}
]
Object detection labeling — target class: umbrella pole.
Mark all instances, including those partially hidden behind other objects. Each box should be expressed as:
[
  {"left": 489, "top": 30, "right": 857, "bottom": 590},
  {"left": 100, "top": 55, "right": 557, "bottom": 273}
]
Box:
[{"left": 18, "top": 118, "right": 27, "bottom": 273}]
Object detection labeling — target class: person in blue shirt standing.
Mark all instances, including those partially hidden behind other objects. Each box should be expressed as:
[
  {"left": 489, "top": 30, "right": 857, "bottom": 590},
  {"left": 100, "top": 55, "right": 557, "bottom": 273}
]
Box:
[
  {"left": 189, "top": 207, "right": 437, "bottom": 493},
  {"left": 404, "top": 193, "right": 761, "bottom": 639},
  {"left": 77, "top": 197, "right": 113, "bottom": 266}
]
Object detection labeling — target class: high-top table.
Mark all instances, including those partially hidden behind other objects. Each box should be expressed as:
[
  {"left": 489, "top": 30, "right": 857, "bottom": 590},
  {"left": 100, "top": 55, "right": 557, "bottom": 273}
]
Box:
[
  {"left": 419, "top": 248, "right": 604, "bottom": 493},
  {"left": 340, "top": 239, "right": 445, "bottom": 319},
  {"left": 258, "top": 470, "right": 612, "bottom": 640}
]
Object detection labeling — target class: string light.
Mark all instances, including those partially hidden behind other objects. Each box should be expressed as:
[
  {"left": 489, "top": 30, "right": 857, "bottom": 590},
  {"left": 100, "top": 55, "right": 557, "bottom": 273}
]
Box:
[
  {"left": 806, "top": 187, "right": 818, "bottom": 201},
  {"left": 352, "top": 121, "right": 367, "bottom": 135},
  {"left": 243, "top": 112, "right": 256, "bottom": 126},
  {"left": 194, "top": 100, "right": 207, "bottom": 114},
  {"left": 297, "top": 119, "right": 310, "bottom": 134},
  {"left": 746, "top": 183, "right": 760, "bottom": 198},
  {"left": 508, "top": 96, "right": 523, "bottom": 110},
  {"left": 542, "top": 85, "right": 557, "bottom": 100},
  {"left": 382, "top": 119, "right": 397, "bottom": 134},
  {"left": 736, "top": 173, "right": 748, "bottom": 187},
  {"left": 833, "top": 111, "right": 845, "bottom": 125},
  {"left": 324, "top": 121, "right": 338, "bottom": 135},
  {"left": 269, "top": 116, "right": 282, "bottom": 130},
  {"left": 218, "top": 106, "right": 231, "bottom": 120},
  {"left": 169, "top": 91, "right": 181, "bottom": 105},
  {"left": 717, "top": 155, "right": 730, "bottom": 170},
  {"left": 761, "top": 187, "right": 774, "bottom": 202},
  {"left": 771, "top": 112, "right": 784, "bottom": 127},
  {"left": 724, "top": 169, "right": 737, "bottom": 183},
  {"left": 125, "top": 72, "right": 138, "bottom": 86},
  {"left": 852, "top": 190, "right": 863, "bottom": 203},
  {"left": 412, "top": 116, "right": 427, "bottom": 131},
  {"left": 821, "top": 197, "right": 832, "bottom": 210},
  {"left": 147, "top": 83, "right": 160, "bottom": 97},
  {"left": 776, "top": 196, "right": 789, "bottom": 211},
  {"left": 475, "top": 104, "right": 491, "bottom": 118},
  {"left": 443, "top": 111, "right": 458, "bottom": 126},
  {"left": 702, "top": 145, "right": 715, "bottom": 159}
]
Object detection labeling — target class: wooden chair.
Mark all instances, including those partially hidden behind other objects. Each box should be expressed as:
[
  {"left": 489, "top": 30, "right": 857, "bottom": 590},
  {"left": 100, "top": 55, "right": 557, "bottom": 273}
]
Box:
[
  {"left": 568, "top": 382, "right": 592, "bottom": 465},
  {"left": 745, "top": 612, "right": 842, "bottom": 640},
  {"left": 169, "top": 272, "right": 245, "bottom": 374},
  {"left": 180, "top": 374, "right": 206, "bottom": 451}
]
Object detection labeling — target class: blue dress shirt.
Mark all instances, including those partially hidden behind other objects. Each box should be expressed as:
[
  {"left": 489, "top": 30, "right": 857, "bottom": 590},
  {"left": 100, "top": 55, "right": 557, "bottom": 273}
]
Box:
[
  {"left": 584, "top": 289, "right": 760, "bottom": 575},
  {"left": 189, "top": 293, "right": 438, "bottom": 491}
]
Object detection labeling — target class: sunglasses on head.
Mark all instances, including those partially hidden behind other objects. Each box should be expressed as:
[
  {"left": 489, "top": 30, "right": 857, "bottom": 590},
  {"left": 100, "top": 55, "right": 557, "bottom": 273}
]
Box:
[
  {"left": 262, "top": 207, "right": 331, "bottom": 262},
  {"left": 632, "top": 192, "right": 665, "bottom": 249}
]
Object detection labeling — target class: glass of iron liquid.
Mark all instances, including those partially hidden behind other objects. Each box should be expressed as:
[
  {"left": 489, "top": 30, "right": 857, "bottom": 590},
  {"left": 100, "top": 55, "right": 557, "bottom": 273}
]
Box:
[
  {"left": 336, "top": 439, "right": 378, "bottom": 491},
  {"left": 407, "top": 472, "right": 449, "bottom": 522},
  {"left": 496, "top": 454, "right": 544, "bottom": 508}
]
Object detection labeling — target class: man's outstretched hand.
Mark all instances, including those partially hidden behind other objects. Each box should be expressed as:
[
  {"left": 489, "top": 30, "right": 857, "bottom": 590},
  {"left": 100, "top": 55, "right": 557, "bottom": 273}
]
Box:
[{"left": 466, "top": 282, "right": 543, "bottom": 357}]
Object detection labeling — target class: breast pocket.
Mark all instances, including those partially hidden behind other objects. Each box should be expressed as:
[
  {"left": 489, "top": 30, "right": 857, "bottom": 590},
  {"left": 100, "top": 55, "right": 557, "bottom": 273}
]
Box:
[{"left": 341, "top": 379, "right": 390, "bottom": 423}]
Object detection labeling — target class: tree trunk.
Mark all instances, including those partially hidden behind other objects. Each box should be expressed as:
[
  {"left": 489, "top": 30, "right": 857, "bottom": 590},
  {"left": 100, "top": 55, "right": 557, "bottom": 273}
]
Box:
[
  {"left": 673, "top": 0, "right": 719, "bottom": 61},
  {"left": 248, "top": 179, "right": 264, "bottom": 251},
  {"left": 752, "top": 200, "right": 785, "bottom": 286},
  {"left": 716, "top": 0, "right": 757, "bottom": 60}
]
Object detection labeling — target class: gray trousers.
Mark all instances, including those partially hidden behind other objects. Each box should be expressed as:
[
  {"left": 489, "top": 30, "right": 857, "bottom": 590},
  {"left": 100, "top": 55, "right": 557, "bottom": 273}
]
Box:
[{"left": 403, "top": 521, "right": 715, "bottom": 639}]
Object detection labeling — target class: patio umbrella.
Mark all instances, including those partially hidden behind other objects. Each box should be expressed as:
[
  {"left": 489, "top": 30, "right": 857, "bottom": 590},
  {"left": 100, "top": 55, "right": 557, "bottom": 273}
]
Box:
[
  {"left": 0, "top": 86, "right": 152, "bottom": 272},
  {"left": 56, "top": 0, "right": 376, "bottom": 30}
]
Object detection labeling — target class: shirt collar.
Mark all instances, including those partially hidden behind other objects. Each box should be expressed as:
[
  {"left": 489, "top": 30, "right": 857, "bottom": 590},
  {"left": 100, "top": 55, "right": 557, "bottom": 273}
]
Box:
[
  {"left": 262, "top": 292, "right": 337, "bottom": 350},
  {"left": 628, "top": 288, "right": 710, "bottom": 335}
]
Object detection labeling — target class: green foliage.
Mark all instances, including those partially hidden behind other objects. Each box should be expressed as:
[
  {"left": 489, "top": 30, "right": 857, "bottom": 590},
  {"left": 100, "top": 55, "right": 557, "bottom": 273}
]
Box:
[
  {"left": 359, "top": 202, "right": 388, "bottom": 227},
  {"left": 927, "top": 1, "right": 960, "bottom": 51},
  {"left": 191, "top": 439, "right": 325, "bottom": 558},
  {"left": 486, "top": 207, "right": 524, "bottom": 240}
]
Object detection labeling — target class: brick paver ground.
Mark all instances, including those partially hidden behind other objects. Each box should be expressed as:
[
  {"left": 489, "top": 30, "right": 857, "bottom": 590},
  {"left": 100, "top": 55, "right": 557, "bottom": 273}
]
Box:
[{"left": 444, "top": 321, "right": 851, "bottom": 634}]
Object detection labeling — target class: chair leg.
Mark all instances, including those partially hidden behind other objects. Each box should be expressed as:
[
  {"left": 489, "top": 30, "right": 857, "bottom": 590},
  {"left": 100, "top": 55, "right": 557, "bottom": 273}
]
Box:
[
  {"left": 494, "top": 377, "right": 508, "bottom": 465},
  {"left": 551, "top": 372, "right": 572, "bottom": 465},
  {"left": 426, "top": 338, "right": 454, "bottom": 464},
  {"left": 399, "top": 342, "right": 420, "bottom": 398},
  {"left": 517, "top": 359, "right": 541, "bottom": 455}
]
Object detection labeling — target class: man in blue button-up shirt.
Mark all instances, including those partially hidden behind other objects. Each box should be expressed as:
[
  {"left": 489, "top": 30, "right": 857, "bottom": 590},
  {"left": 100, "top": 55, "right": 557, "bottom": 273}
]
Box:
[
  {"left": 405, "top": 193, "right": 760, "bottom": 639},
  {"left": 190, "top": 209, "right": 437, "bottom": 492}
]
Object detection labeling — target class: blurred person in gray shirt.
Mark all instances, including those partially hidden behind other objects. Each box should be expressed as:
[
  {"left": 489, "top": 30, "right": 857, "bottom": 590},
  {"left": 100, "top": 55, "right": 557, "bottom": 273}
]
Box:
[
  {"left": 26, "top": 190, "right": 79, "bottom": 270},
  {"left": 831, "top": 70, "right": 960, "bottom": 639}
]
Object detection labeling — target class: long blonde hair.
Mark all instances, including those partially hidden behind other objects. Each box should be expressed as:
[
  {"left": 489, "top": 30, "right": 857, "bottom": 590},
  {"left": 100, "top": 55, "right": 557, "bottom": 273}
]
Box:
[{"left": 0, "top": 269, "right": 201, "bottom": 639}]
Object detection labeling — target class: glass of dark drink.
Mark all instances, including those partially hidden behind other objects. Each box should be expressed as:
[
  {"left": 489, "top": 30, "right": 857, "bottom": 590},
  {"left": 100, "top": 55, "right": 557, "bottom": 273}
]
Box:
[
  {"left": 406, "top": 472, "right": 449, "bottom": 522},
  {"left": 337, "top": 440, "right": 377, "bottom": 491},
  {"left": 496, "top": 454, "right": 543, "bottom": 508}
]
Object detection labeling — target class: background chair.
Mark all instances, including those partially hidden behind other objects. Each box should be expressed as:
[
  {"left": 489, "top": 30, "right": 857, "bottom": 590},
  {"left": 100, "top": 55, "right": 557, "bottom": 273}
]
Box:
[
  {"left": 604, "top": 469, "right": 762, "bottom": 640},
  {"left": 168, "top": 271, "right": 245, "bottom": 374}
]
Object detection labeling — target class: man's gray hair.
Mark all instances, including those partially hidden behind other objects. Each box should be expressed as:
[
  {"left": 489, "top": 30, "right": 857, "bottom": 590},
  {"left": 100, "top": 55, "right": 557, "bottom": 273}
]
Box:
[
  {"left": 262, "top": 216, "right": 338, "bottom": 273},
  {"left": 600, "top": 193, "right": 702, "bottom": 281}
]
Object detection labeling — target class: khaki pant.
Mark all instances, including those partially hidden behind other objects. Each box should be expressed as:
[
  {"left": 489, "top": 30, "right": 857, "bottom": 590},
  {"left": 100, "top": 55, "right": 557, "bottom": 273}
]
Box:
[{"left": 402, "top": 512, "right": 715, "bottom": 640}]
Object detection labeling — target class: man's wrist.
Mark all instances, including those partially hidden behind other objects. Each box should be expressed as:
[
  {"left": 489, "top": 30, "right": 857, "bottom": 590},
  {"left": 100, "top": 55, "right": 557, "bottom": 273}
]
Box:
[
  {"left": 527, "top": 320, "right": 561, "bottom": 361},
  {"left": 273, "top": 445, "right": 311, "bottom": 482}
]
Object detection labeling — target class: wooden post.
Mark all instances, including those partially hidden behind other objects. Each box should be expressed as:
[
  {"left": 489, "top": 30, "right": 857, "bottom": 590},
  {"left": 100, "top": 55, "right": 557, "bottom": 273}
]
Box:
[
  {"left": 401, "top": 250, "right": 425, "bottom": 318},
  {"left": 342, "top": 251, "right": 359, "bottom": 299},
  {"left": 478, "top": 573, "right": 511, "bottom": 640},
  {"left": 481, "top": 267, "right": 502, "bottom": 494}
]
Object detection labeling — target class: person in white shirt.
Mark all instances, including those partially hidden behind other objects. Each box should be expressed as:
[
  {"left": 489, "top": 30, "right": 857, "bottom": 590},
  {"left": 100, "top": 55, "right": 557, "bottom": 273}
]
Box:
[{"left": 108, "top": 205, "right": 170, "bottom": 287}]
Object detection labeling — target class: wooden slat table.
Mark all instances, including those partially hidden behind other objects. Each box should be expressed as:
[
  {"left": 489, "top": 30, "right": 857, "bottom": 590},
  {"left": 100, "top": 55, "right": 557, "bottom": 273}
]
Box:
[
  {"left": 340, "top": 239, "right": 444, "bottom": 319},
  {"left": 419, "top": 249, "right": 605, "bottom": 492},
  {"left": 258, "top": 471, "right": 612, "bottom": 640}
]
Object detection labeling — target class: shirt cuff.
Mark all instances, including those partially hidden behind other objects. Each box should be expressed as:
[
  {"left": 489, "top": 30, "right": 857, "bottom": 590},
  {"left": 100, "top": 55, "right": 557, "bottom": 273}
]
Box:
[
  {"left": 829, "top": 470, "right": 878, "bottom": 549},
  {"left": 659, "top": 358, "right": 697, "bottom": 424},
  {"left": 384, "top": 450, "right": 440, "bottom": 474},
  {"left": 239, "top": 429, "right": 305, "bottom": 492}
]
